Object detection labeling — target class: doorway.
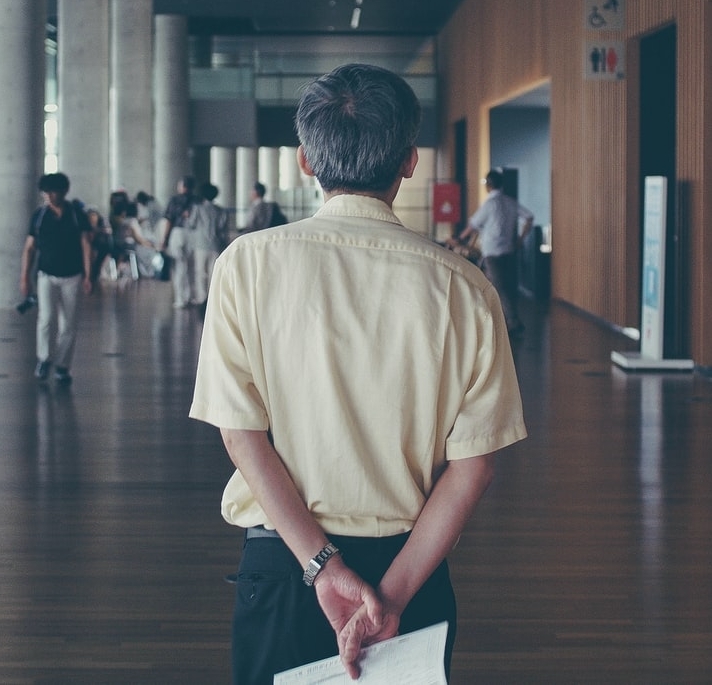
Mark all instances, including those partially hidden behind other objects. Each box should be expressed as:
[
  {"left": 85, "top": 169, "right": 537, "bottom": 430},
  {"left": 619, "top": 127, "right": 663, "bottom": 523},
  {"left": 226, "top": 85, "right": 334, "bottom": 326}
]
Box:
[
  {"left": 639, "top": 24, "right": 684, "bottom": 357},
  {"left": 489, "top": 82, "right": 551, "bottom": 298}
]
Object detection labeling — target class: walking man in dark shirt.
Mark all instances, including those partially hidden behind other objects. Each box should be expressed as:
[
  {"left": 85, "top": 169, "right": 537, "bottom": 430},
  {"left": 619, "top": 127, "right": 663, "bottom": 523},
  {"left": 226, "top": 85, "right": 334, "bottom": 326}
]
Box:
[{"left": 19, "top": 172, "right": 92, "bottom": 384}]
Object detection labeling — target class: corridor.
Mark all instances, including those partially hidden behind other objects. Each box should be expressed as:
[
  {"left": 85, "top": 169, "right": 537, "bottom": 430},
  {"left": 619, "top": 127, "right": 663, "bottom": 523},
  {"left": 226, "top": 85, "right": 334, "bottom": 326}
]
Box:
[{"left": 1, "top": 277, "right": 711, "bottom": 684}]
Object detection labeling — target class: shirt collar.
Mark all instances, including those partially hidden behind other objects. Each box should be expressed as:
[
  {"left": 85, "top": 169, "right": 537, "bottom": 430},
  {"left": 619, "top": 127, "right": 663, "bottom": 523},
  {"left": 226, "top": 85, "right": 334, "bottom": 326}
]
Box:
[{"left": 315, "top": 194, "right": 403, "bottom": 226}]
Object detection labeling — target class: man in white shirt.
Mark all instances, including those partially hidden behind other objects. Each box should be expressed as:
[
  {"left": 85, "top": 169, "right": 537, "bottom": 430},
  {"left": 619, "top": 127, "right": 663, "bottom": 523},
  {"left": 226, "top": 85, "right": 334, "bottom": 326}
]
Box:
[
  {"left": 190, "top": 64, "right": 526, "bottom": 684},
  {"left": 458, "top": 169, "right": 534, "bottom": 337}
]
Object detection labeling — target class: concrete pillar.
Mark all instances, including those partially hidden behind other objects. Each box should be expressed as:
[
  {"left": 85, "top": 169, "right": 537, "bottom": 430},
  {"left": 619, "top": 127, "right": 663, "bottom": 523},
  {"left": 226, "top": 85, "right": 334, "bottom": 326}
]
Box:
[
  {"left": 110, "top": 0, "right": 153, "bottom": 197},
  {"left": 58, "top": 0, "right": 110, "bottom": 209},
  {"left": 154, "top": 14, "right": 189, "bottom": 206},
  {"left": 210, "top": 147, "right": 237, "bottom": 232},
  {"left": 279, "top": 147, "right": 301, "bottom": 191},
  {"left": 188, "top": 35, "right": 211, "bottom": 187},
  {"left": 0, "top": 0, "right": 45, "bottom": 308},
  {"left": 258, "top": 147, "right": 280, "bottom": 201},
  {"left": 236, "top": 146, "right": 258, "bottom": 227}
]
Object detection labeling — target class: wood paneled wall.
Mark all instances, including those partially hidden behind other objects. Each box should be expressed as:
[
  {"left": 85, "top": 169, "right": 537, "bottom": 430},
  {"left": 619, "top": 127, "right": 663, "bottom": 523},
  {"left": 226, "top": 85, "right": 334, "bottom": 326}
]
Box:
[{"left": 437, "top": 0, "right": 712, "bottom": 367}]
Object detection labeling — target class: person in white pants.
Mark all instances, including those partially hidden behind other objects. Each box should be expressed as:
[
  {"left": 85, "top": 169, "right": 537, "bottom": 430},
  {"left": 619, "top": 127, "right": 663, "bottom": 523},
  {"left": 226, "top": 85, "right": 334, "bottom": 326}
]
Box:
[
  {"left": 19, "top": 173, "right": 92, "bottom": 384},
  {"left": 185, "top": 182, "right": 228, "bottom": 307},
  {"left": 160, "top": 176, "right": 199, "bottom": 309}
]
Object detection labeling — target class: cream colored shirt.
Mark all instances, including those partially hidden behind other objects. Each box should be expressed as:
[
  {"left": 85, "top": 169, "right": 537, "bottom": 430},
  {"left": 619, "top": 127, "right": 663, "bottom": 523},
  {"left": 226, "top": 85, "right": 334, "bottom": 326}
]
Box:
[{"left": 189, "top": 194, "right": 526, "bottom": 536}]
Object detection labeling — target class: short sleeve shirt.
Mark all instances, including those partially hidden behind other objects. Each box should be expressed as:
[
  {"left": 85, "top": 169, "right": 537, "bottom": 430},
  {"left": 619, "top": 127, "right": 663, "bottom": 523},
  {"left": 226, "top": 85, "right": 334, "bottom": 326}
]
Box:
[
  {"left": 186, "top": 200, "right": 228, "bottom": 252},
  {"left": 468, "top": 190, "right": 534, "bottom": 257},
  {"left": 29, "top": 201, "right": 90, "bottom": 277},
  {"left": 189, "top": 194, "right": 526, "bottom": 536},
  {"left": 164, "top": 193, "right": 197, "bottom": 228}
]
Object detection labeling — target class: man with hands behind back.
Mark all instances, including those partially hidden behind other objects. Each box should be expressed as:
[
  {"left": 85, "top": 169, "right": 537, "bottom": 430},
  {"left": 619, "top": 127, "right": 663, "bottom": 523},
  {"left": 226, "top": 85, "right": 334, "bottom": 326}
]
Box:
[{"left": 189, "top": 63, "right": 526, "bottom": 684}]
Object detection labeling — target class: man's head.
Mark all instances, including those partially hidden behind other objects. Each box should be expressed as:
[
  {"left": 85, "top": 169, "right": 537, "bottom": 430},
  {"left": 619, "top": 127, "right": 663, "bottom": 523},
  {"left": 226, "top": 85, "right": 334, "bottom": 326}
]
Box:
[
  {"left": 179, "top": 176, "right": 196, "bottom": 194},
  {"left": 201, "top": 182, "right": 219, "bottom": 202},
  {"left": 39, "top": 172, "right": 70, "bottom": 197},
  {"left": 295, "top": 63, "right": 421, "bottom": 193},
  {"left": 253, "top": 182, "right": 267, "bottom": 199},
  {"left": 484, "top": 169, "right": 504, "bottom": 191}
]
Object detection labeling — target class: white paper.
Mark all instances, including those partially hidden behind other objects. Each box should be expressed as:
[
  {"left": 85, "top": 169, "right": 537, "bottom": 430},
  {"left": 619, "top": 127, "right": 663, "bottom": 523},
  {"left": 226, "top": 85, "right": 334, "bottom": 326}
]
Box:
[{"left": 273, "top": 621, "right": 448, "bottom": 684}]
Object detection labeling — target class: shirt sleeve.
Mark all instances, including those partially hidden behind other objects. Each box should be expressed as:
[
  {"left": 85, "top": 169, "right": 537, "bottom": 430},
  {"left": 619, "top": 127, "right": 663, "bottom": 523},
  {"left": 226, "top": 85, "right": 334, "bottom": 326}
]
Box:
[
  {"left": 189, "top": 250, "right": 270, "bottom": 431},
  {"left": 28, "top": 208, "right": 41, "bottom": 237},
  {"left": 468, "top": 200, "right": 490, "bottom": 230},
  {"left": 445, "top": 279, "right": 527, "bottom": 460}
]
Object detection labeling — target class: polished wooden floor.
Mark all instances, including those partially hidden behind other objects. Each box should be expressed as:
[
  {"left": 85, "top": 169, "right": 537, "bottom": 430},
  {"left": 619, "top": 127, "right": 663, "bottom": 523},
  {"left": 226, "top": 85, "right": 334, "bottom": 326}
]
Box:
[{"left": 1, "top": 277, "right": 711, "bottom": 684}]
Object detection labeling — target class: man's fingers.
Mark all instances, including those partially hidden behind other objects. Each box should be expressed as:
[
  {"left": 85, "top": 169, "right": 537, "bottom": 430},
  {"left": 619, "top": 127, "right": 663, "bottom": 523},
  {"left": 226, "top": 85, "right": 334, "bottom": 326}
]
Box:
[{"left": 339, "top": 620, "right": 365, "bottom": 679}]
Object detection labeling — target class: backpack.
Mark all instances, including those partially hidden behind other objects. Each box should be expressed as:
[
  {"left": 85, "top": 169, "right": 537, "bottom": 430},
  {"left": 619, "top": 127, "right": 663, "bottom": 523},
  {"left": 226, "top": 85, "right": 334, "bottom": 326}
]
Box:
[{"left": 269, "top": 203, "right": 288, "bottom": 227}]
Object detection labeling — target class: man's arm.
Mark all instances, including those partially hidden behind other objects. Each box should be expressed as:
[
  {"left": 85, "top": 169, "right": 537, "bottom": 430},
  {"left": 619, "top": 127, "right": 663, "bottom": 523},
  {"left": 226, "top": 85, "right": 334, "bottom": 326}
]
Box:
[
  {"left": 338, "top": 453, "right": 495, "bottom": 678},
  {"left": 219, "top": 429, "right": 383, "bottom": 637},
  {"left": 459, "top": 201, "right": 489, "bottom": 244},
  {"left": 19, "top": 236, "right": 36, "bottom": 297},
  {"left": 517, "top": 215, "right": 534, "bottom": 250},
  {"left": 160, "top": 198, "right": 177, "bottom": 251},
  {"left": 81, "top": 232, "right": 93, "bottom": 293},
  {"left": 160, "top": 218, "right": 173, "bottom": 251}
]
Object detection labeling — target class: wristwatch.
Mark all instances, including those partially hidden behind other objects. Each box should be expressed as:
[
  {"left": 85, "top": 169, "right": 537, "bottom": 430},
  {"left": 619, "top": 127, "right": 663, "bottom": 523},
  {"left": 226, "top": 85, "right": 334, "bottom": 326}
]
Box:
[{"left": 302, "top": 542, "right": 340, "bottom": 587}]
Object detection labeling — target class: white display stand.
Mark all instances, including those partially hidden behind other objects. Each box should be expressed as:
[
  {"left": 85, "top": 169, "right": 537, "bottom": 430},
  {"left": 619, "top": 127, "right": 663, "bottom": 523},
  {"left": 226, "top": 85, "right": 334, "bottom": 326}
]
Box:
[
  {"left": 611, "top": 177, "right": 694, "bottom": 372},
  {"left": 610, "top": 350, "right": 694, "bottom": 371}
]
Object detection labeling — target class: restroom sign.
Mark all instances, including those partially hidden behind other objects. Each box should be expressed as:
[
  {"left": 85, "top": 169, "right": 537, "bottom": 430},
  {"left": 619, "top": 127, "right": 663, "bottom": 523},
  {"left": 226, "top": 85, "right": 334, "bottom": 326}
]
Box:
[
  {"left": 585, "top": 41, "right": 625, "bottom": 80},
  {"left": 584, "top": 0, "right": 625, "bottom": 31}
]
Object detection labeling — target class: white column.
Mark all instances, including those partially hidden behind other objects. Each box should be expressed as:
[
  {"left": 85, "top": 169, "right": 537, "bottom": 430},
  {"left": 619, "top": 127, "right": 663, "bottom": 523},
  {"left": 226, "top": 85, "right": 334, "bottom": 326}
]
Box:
[
  {"left": 58, "top": 0, "right": 110, "bottom": 208},
  {"left": 236, "top": 146, "right": 258, "bottom": 227},
  {"left": 154, "top": 14, "right": 189, "bottom": 206},
  {"left": 279, "top": 147, "right": 301, "bottom": 191},
  {"left": 210, "top": 147, "right": 237, "bottom": 232},
  {"left": 110, "top": 0, "right": 153, "bottom": 196},
  {"left": 0, "top": 0, "right": 45, "bottom": 307},
  {"left": 258, "top": 147, "right": 280, "bottom": 200}
]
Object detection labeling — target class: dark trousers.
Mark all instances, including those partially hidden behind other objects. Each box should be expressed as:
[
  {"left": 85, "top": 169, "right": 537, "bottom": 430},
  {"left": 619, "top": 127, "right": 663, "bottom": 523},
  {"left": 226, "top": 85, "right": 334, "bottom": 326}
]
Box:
[
  {"left": 231, "top": 531, "right": 457, "bottom": 685},
  {"left": 482, "top": 252, "right": 521, "bottom": 332}
]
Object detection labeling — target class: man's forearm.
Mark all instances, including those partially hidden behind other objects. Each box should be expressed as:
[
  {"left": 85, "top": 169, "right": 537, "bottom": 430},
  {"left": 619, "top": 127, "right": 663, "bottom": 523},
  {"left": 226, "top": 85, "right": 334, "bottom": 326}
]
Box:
[
  {"left": 82, "top": 236, "right": 92, "bottom": 277},
  {"left": 160, "top": 221, "right": 173, "bottom": 250},
  {"left": 219, "top": 428, "right": 331, "bottom": 567},
  {"left": 336, "top": 453, "right": 495, "bottom": 672},
  {"left": 377, "top": 453, "right": 495, "bottom": 613},
  {"left": 19, "top": 243, "right": 35, "bottom": 294},
  {"left": 219, "top": 427, "right": 383, "bottom": 652}
]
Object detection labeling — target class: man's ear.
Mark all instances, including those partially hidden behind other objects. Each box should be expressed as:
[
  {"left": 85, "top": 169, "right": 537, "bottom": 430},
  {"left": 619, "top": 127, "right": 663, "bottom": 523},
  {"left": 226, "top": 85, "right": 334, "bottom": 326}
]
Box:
[
  {"left": 400, "top": 146, "right": 419, "bottom": 179},
  {"left": 297, "top": 146, "right": 315, "bottom": 177}
]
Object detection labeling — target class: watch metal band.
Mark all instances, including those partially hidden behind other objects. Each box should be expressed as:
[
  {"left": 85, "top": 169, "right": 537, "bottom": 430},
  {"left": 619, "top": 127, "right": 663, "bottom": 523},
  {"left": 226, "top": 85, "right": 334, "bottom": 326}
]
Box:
[{"left": 302, "top": 542, "right": 340, "bottom": 586}]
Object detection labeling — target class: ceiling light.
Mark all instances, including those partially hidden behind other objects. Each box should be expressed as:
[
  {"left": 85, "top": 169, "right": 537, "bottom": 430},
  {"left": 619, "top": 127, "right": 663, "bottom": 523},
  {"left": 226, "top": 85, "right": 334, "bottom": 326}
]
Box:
[{"left": 350, "top": 7, "right": 361, "bottom": 28}]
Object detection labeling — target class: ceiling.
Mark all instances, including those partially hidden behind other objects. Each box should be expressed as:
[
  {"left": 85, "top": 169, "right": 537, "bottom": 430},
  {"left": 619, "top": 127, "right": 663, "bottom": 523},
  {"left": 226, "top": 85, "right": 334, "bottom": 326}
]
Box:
[{"left": 152, "top": 0, "right": 466, "bottom": 36}]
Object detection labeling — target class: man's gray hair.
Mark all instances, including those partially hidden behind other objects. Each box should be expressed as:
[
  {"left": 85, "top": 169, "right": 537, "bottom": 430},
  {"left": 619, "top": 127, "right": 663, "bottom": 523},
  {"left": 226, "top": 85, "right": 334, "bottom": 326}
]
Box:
[{"left": 295, "top": 63, "right": 421, "bottom": 193}]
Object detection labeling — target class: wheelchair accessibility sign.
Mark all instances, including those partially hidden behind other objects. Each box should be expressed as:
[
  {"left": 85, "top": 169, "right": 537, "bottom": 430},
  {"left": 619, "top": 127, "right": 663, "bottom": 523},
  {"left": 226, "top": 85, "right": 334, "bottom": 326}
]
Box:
[{"left": 584, "top": 0, "right": 625, "bottom": 32}]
